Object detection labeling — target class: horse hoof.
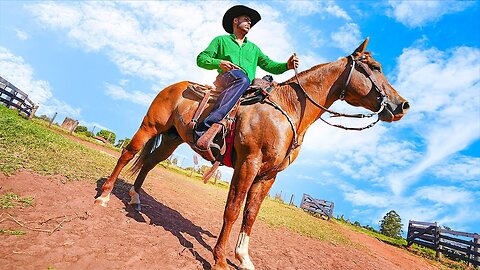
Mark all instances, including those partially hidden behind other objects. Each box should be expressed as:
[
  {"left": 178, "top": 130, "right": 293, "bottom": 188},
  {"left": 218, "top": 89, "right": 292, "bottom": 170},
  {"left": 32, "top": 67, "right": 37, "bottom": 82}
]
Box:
[
  {"left": 94, "top": 197, "right": 109, "bottom": 207},
  {"left": 130, "top": 203, "right": 142, "bottom": 212}
]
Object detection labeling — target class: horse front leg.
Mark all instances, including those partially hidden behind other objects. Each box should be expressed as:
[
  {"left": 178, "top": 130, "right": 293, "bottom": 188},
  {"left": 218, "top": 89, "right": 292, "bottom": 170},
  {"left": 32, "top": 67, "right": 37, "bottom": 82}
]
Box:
[
  {"left": 235, "top": 177, "right": 275, "bottom": 270},
  {"left": 213, "top": 158, "right": 260, "bottom": 270}
]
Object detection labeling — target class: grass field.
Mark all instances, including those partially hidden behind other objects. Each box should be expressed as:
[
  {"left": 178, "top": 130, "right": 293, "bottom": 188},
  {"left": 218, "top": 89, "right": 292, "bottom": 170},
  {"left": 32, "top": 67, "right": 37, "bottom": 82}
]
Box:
[{"left": 1, "top": 105, "right": 453, "bottom": 264}]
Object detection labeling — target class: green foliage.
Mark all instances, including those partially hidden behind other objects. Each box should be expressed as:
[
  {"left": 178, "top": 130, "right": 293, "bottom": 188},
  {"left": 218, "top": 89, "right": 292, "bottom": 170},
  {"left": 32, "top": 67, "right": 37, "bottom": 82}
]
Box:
[
  {"left": 380, "top": 210, "right": 403, "bottom": 238},
  {"left": 171, "top": 158, "right": 178, "bottom": 166},
  {"left": 74, "top": 125, "right": 88, "bottom": 133},
  {"left": 96, "top": 129, "right": 116, "bottom": 144},
  {"left": 0, "top": 192, "right": 34, "bottom": 208},
  {"left": 36, "top": 115, "right": 51, "bottom": 122},
  {"left": 336, "top": 218, "right": 407, "bottom": 247},
  {"left": 116, "top": 138, "right": 131, "bottom": 148}
]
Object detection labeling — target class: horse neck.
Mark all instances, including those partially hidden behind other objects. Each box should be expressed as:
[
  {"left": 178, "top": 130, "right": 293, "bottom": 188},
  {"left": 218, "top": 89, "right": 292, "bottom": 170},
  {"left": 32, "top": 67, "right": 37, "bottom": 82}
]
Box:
[{"left": 273, "top": 57, "right": 348, "bottom": 136}]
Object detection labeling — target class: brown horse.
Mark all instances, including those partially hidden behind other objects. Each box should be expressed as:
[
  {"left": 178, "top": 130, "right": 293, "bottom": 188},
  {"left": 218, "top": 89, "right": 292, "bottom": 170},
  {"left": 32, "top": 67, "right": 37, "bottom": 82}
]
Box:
[{"left": 95, "top": 38, "right": 409, "bottom": 269}]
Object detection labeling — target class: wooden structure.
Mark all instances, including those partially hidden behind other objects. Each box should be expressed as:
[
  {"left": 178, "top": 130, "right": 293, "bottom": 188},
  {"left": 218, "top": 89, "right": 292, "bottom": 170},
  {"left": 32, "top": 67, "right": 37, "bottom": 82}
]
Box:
[
  {"left": 300, "top": 193, "right": 334, "bottom": 220},
  {"left": 0, "top": 75, "right": 38, "bottom": 118},
  {"left": 407, "top": 220, "right": 480, "bottom": 268},
  {"left": 61, "top": 117, "right": 79, "bottom": 133}
]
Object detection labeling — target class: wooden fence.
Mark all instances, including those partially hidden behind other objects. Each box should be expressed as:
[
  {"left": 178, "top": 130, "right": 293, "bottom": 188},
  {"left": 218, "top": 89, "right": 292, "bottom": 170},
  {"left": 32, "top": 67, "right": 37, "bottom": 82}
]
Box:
[
  {"left": 300, "top": 193, "right": 334, "bottom": 220},
  {"left": 407, "top": 220, "right": 480, "bottom": 267},
  {"left": 0, "top": 75, "right": 38, "bottom": 118}
]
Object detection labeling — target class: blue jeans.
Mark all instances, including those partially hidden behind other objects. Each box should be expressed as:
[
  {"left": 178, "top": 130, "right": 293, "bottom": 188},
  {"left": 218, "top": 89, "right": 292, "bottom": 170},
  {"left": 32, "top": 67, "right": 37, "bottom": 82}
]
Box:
[{"left": 196, "top": 70, "right": 250, "bottom": 134}]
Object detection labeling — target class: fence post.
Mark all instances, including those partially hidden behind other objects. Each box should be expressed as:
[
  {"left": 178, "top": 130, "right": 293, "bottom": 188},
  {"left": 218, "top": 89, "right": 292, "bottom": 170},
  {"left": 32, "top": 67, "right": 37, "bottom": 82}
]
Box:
[
  {"left": 474, "top": 235, "right": 479, "bottom": 270},
  {"left": 289, "top": 194, "right": 294, "bottom": 206},
  {"left": 49, "top": 112, "right": 57, "bottom": 127},
  {"left": 435, "top": 222, "right": 442, "bottom": 260}
]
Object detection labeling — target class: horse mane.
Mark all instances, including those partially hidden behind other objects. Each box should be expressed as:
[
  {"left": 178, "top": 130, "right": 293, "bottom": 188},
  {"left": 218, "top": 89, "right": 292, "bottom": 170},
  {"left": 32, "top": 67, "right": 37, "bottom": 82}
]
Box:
[{"left": 279, "top": 62, "right": 330, "bottom": 86}]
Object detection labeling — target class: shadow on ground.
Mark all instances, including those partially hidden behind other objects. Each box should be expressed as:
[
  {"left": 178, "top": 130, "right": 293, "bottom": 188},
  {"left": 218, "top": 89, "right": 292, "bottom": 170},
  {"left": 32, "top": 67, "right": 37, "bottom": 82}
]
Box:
[{"left": 95, "top": 178, "right": 229, "bottom": 269}]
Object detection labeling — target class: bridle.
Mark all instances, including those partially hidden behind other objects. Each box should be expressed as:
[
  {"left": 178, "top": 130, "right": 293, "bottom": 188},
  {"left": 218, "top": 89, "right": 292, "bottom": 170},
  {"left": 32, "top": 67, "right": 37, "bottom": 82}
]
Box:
[
  {"left": 258, "top": 54, "right": 391, "bottom": 179},
  {"left": 294, "top": 54, "right": 389, "bottom": 131}
]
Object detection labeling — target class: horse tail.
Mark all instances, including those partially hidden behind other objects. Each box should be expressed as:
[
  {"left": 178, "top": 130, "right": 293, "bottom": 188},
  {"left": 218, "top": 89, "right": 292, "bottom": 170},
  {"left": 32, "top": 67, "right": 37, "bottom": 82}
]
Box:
[{"left": 128, "top": 134, "right": 159, "bottom": 177}]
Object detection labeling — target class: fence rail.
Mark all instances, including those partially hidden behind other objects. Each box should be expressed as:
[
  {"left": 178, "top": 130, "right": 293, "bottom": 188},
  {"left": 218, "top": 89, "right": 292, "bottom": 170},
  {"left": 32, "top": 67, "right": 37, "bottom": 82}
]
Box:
[
  {"left": 407, "top": 220, "right": 480, "bottom": 267},
  {"left": 0, "top": 75, "right": 38, "bottom": 118},
  {"left": 300, "top": 193, "right": 334, "bottom": 220}
]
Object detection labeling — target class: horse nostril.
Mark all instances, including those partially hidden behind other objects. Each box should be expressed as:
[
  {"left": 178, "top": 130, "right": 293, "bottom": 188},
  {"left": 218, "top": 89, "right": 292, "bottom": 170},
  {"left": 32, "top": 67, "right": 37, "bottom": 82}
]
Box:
[{"left": 402, "top": 101, "right": 410, "bottom": 111}]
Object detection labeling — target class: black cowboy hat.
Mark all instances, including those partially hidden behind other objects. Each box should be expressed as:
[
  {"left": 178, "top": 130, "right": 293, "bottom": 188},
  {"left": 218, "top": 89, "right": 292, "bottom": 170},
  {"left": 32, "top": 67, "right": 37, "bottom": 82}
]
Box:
[{"left": 222, "top": 5, "right": 261, "bottom": 34}]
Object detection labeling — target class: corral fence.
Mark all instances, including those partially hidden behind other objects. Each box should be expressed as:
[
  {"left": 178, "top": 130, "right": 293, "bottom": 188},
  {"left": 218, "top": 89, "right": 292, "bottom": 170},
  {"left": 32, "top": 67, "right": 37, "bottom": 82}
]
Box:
[
  {"left": 0, "top": 75, "right": 38, "bottom": 118},
  {"left": 300, "top": 193, "right": 334, "bottom": 220},
  {"left": 407, "top": 220, "right": 480, "bottom": 268}
]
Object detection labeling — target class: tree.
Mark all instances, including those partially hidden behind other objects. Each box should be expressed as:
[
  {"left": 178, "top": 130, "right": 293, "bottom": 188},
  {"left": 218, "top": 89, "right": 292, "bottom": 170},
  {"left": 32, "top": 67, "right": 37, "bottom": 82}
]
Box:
[
  {"left": 96, "top": 129, "right": 116, "bottom": 144},
  {"left": 115, "top": 138, "right": 131, "bottom": 148},
  {"left": 380, "top": 210, "right": 403, "bottom": 238},
  {"left": 74, "top": 125, "right": 88, "bottom": 133}
]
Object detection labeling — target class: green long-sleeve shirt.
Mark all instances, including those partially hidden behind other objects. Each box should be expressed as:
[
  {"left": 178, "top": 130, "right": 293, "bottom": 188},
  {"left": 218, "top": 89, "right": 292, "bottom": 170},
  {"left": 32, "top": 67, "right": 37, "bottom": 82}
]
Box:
[{"left": 197, "top": 34, "right": 288, "bottom": 82}]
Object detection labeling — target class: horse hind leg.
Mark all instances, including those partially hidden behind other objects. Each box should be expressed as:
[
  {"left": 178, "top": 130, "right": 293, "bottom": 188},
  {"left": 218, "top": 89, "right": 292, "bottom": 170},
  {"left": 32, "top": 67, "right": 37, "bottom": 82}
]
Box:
[
  {"left": 128, "top": 130, "right": 183, "bottom": 211},
  {"left": 94, "top": 124, "right": 157, "bottom": 207}
]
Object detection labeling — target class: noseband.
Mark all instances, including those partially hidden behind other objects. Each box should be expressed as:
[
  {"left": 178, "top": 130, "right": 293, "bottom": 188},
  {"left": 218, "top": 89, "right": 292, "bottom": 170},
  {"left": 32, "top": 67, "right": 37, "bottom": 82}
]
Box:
[{"left": 294, "top": 54, "right": 388, "bottom": 131}]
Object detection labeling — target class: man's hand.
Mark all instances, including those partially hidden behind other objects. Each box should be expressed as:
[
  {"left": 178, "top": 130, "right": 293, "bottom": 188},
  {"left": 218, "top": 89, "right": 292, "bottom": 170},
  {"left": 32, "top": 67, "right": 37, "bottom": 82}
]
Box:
[
  {"left": 219, "top": 60, "right": 241, "bottom": 72},
  {"left": 287, "top": 53, "right": 299, "bottom": 69}
]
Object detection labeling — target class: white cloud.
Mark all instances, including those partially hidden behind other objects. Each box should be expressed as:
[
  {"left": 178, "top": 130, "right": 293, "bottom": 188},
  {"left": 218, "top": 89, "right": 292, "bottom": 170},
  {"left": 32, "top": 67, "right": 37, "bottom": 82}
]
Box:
[
  {"left": 433, "top": 156, "right": 480, "bottom": 183},
  {"left": 387, "top": 45, "right": 480, "bottom": 195},
  {"left": 331, "top": 23, "right": 362, "bottom": 53},
  {"left": 415, "top": 186, "right": 474, "bottom": 205},
  {"left": 0, "top": 46, "right": 80, "bottom": 118},
  {"left": 386, "top": 1, "right": 473, "bottom": 28},
  {"left": 27, "top": 2, "right": 300, "bottom": 94},
  {"left": 15, "top": 29, "right": 28, "bottom": 40},
  {"left": 325, "top": 2, "right": 351, "bottom": 21},
  {"left": 104, "top": 83, "right": 155, "bottom": 107},
  {"left": 344, "top": 189, "right": 390, "bottom": 207},
  {"left": 286, "top": 1, "right": 351, "bottom": 20}
]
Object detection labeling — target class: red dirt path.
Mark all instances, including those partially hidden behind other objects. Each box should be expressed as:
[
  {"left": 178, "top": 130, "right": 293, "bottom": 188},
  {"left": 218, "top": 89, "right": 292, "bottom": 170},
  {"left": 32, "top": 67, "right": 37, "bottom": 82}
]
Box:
[{"left": 0, "top": 139, "right": 444, "bottom": 269}]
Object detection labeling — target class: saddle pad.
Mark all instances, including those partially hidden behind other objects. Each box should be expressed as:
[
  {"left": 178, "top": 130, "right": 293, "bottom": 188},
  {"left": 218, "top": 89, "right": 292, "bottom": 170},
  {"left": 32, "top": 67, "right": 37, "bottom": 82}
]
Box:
[{"left": 222, "top": 120, "right": 236, "bottom": 168}]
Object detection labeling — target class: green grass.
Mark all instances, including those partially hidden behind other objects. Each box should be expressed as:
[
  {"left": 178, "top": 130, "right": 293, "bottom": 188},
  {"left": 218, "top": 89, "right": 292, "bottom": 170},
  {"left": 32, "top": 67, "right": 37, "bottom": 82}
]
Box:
[
  {"left": 0, "top": 192, "right": 34, "bottom": 208},
  {"left": 0, "top": 105, "right": 118, "bottom": 181},
  {"left": 0, "top": 229, "right": 26, "bottom": 235},
  {"left": 336, "top": 219, "right": 407, "bottom": 247},
  {"left": 258, "top": 198, "right": 350, "bottom": 244}
]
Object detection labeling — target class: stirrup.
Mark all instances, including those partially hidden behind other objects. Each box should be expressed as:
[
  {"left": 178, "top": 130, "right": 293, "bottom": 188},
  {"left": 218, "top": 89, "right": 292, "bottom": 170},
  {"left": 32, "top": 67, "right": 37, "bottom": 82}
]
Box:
[{"left": 195, "top": 123, "right": 224, "bottom": 161}]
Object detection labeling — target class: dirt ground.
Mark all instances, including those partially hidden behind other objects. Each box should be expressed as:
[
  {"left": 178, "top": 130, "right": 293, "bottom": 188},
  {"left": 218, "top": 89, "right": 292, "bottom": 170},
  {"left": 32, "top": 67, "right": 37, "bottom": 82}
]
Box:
[{"left": 0, "top": 139, "right": 445, "bottom": 270}]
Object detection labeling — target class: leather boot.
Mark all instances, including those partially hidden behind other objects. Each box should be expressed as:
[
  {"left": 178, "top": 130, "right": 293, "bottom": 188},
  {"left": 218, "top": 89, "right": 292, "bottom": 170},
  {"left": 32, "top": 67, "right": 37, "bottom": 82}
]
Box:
[{"left": 195, "top": 123, "right": 224, "bottom": 161}]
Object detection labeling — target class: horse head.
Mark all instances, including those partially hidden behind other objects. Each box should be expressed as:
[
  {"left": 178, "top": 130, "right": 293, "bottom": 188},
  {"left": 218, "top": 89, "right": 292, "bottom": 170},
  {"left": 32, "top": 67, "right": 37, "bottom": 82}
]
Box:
[{"left": 342, "top": 37, "right": 409, "bottom": 122}]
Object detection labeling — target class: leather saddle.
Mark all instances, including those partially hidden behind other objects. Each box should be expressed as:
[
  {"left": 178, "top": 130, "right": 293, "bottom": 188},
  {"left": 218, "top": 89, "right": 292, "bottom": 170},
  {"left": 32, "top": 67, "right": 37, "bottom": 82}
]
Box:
[{"left": 184, "top": 76, "right": 276, "bottom": 181}]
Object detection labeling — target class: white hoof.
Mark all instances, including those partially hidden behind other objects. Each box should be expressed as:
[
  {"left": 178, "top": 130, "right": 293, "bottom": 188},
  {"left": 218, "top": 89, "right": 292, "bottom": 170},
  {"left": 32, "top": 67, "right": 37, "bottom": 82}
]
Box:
[
  {"left": 235, "top": 232, "right": 255, "bottom": 270},
  {"left": 94, "top": 193, "right": 110, "bottom": 207}
]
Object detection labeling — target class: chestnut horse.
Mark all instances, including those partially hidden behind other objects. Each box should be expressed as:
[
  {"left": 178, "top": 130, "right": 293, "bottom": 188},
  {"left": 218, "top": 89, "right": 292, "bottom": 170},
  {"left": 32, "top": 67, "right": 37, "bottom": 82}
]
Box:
[{"left": 95, "top": 38, "right": 409, "bottom": 269}]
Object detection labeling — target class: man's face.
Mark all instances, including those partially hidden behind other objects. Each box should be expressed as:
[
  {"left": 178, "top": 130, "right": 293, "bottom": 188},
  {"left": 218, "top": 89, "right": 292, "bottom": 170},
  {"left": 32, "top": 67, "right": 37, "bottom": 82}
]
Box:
[{"left": 234, "top": 15, "right": 251, "bottom": 33}]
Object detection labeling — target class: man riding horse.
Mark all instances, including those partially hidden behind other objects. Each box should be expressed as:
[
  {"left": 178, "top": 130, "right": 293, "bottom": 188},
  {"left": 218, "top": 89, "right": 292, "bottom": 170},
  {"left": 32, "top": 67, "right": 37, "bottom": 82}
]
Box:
[
  {"left": 95, "top": 4, "right": 410, "bottom": 270},
  {"left": 194, "top": 5, "right": 299, "bottom": 150}
]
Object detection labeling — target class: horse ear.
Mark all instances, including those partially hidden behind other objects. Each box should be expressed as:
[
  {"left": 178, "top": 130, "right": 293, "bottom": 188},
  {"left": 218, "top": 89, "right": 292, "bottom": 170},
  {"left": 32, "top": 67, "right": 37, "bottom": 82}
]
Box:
[{"left": 352, "top": 37, "right": 370, "bottom": 56}]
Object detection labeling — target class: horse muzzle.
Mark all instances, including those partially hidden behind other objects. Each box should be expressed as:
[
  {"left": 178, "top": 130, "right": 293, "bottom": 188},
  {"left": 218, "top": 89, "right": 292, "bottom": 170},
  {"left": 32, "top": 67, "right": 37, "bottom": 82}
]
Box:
[{"left": 379, "top": 100, "right": 410, "bottom": 122}]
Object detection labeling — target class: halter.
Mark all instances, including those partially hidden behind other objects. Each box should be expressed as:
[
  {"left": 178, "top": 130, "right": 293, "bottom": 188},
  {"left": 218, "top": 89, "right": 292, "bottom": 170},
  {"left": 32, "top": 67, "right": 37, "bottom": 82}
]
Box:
[
  {"left": 294, "top": 54, "right": 388, "bottom": 131},
  {"left": 257, "top": 54, "right": 391, "bottom": 179}
]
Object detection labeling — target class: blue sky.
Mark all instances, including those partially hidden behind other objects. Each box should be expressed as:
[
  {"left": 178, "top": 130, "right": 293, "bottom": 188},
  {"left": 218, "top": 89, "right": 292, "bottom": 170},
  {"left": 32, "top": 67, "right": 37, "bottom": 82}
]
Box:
[{"left": 1, "top": 1, "right": 479, "bottom": 234}]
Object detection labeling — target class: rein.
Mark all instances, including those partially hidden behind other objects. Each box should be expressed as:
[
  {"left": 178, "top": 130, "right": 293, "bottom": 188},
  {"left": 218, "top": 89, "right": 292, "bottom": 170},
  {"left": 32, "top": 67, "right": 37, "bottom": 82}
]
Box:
[
  {"left": 294, "top": 55, "right": 388, "bottom": 131},
  {"left": 257, "top": 54, "right": 390, "bottom": 180}
]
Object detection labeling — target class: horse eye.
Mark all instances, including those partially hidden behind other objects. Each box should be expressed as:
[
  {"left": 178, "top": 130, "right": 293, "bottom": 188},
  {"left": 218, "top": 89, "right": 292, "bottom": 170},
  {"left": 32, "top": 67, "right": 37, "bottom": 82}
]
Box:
[{"left": 373, "top": 66, "right": 382, "bottom": 73}]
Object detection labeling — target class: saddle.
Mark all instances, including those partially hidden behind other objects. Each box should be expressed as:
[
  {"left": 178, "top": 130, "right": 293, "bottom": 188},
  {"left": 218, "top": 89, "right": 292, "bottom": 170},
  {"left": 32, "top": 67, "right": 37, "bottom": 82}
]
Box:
[{"left": 185, "top": 76, "right": 276, "bottom": 181}]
